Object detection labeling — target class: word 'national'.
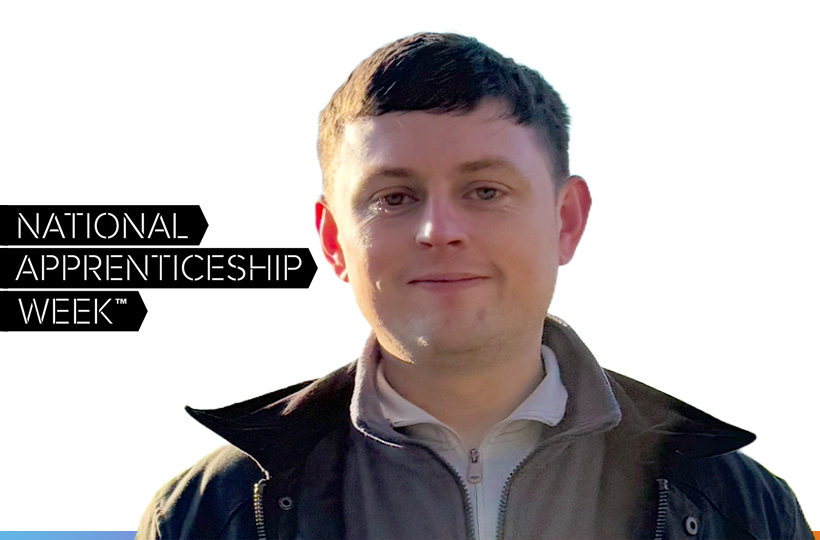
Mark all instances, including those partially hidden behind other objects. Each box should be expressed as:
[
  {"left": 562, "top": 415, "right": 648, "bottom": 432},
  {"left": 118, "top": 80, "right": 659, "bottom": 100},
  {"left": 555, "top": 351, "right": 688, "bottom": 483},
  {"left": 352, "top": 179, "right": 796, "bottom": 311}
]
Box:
[{"left": 17, "top": 212, "right": 187, "bottom": 240}]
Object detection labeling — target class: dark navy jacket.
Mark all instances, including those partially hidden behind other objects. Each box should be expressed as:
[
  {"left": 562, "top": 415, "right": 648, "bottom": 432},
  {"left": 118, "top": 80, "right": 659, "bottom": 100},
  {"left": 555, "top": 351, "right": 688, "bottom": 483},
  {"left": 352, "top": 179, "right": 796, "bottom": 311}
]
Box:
[{"left": 137, "top": 319, "right": 813, "bottom": 539}]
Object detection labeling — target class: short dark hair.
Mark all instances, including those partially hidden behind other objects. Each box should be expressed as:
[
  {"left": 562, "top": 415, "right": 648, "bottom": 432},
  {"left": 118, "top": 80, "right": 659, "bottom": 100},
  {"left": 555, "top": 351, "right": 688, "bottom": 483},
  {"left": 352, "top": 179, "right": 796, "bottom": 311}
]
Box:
[{"left": 317, "top": 32, "right": 571, "bottom": 199}]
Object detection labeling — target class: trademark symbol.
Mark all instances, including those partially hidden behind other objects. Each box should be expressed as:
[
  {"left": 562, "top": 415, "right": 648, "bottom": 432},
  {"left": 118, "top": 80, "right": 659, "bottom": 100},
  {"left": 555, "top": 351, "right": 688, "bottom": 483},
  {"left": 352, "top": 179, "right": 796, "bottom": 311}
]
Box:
[{"left": 116, "top": 298, "right": 127, "bottom": 305}]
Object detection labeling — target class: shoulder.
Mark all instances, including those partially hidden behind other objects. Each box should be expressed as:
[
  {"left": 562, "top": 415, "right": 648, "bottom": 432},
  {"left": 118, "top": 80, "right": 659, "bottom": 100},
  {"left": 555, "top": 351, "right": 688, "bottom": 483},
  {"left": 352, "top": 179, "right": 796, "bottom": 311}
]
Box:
[
  {"left": 136, "top": 365, "right": 358, "bottom": 540},
  {"left": 668, "top": 451, "right": 812, "bottom": 539},
  {"left": 602, "top": 370, "right": 812, "bottom": 537},
  {"left": 137, "top": 446, "right": 265, "bottom": 540}
]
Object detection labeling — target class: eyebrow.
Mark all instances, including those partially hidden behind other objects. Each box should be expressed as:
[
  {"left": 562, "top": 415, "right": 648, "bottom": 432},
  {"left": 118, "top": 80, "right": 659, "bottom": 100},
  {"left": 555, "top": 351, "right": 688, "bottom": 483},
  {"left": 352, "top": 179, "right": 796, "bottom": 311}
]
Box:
[
  {"left": 457, "top": 158, "right": 519, "bottom": 174},
  {"left": 366, "top": 167, "right": 416, "bottom": 180},
  {"left": 365, "top": 158, "right": 520, "bottom": 182}
]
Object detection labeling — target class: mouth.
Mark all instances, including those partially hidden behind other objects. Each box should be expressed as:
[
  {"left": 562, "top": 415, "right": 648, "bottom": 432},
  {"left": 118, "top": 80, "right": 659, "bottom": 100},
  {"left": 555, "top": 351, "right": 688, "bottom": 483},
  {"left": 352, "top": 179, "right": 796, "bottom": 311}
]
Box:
[
  {"left": 407, "top": 274, "right": 489, "bottom": 290},
  {"left": 408, "top": 273, "right": 486, "bottom": 284}
]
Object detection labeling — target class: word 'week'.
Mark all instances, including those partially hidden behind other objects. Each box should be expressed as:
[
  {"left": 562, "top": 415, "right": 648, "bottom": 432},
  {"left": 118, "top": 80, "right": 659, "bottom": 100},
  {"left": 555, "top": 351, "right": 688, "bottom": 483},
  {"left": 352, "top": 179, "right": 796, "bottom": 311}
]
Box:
[{"left": 19, "top": 297, "right": 114, "bottom": 325}]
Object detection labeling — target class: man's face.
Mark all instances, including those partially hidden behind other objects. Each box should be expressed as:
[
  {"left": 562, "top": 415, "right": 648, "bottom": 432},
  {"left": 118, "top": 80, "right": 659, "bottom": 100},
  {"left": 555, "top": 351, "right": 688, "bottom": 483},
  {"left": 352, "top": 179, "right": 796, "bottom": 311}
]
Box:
[{"left": 318, "top": 99, "right": 589, "bottom": 362}]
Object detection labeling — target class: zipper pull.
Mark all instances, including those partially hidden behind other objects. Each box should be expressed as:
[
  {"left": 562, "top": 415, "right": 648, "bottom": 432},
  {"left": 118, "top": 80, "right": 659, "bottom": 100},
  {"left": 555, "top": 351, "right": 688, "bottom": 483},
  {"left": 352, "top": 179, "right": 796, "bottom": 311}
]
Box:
[{"left": 467, "top": 448, "right": 483, "bottom": 484}]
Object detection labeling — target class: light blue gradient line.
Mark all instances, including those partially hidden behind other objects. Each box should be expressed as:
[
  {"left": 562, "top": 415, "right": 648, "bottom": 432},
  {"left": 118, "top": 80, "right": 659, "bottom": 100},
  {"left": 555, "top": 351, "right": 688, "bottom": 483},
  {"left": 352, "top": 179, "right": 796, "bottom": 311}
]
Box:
[{"left": 0, "top": 534, "right": 135, "bottom": 540}]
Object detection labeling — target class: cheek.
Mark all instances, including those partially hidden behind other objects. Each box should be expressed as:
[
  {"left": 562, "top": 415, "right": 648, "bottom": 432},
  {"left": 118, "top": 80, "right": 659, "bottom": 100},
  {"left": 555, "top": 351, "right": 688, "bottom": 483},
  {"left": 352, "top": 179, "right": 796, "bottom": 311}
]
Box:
[
  {"left": 502, "top": 222, "right": 559, "bottom": 291},
  {"left": 355, "top": 225, "right": 373, "bottom": 250},
  {"left": 339, "top": 228, "right": 392, "bottom": 294},
  {"left": 357, "top": 222, "right": 408, "bottom": 271}
]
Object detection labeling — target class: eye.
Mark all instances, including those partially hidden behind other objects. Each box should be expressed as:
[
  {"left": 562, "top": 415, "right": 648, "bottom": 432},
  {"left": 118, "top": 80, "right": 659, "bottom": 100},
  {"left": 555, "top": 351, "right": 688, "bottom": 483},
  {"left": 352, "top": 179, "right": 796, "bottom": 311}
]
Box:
[
  {"left": 471, "top": 187, "right": 500, "bottom": 201},
  {"left": 368, "top": 190, "right": 418, "bottom": 214},
  {"left": 382, "top": 192, "right": 412, "bottom": 206}
]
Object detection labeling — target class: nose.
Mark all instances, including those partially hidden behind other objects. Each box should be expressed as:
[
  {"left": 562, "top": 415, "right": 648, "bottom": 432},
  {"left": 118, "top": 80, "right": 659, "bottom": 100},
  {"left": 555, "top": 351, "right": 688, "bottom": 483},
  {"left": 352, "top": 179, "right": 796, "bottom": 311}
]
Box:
[{"left": 415, "top": 196, "right": 468, "bottom": 248}]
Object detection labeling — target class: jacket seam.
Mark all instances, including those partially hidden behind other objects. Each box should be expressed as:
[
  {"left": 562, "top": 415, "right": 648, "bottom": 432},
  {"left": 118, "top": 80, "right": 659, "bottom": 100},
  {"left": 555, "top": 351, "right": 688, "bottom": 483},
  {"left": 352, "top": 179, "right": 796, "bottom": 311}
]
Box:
[
  {"left": 217, "top": 495, "right": 257, "bottom": 538},
  {"left": 788, "top": 487, "right": 799, "bottom": 539}
]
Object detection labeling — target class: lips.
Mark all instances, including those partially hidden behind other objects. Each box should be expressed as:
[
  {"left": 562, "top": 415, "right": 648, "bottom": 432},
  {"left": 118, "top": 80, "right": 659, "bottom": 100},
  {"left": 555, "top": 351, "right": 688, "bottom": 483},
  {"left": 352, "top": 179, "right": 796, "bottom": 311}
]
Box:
[
  {"left": 408, "top": 273, "right": 486, "bottom": 283},
  {"left": 407, "top": 273, "right": 490, "bottom": 288}
]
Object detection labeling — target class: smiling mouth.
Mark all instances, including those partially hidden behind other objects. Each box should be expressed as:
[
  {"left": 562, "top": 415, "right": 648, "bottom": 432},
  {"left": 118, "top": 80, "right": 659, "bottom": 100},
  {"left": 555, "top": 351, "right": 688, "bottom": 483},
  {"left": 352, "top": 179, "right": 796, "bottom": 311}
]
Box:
[
  {"left": 411, "top": 278, "right": 480, "bottom": 283},
  {"left": 409, "top": 273, "right": 485, "bottom": 282},
  {"left": 408, "top": 275, "right": 488, "bottom": 287}
]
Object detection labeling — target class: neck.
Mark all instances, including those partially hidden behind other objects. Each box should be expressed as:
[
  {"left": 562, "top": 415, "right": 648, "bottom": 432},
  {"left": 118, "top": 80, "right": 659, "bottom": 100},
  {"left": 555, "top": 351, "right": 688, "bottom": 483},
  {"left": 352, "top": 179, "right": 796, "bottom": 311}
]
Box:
[{"left": 380, "top": 331, "right": 545, "bottom": 449}]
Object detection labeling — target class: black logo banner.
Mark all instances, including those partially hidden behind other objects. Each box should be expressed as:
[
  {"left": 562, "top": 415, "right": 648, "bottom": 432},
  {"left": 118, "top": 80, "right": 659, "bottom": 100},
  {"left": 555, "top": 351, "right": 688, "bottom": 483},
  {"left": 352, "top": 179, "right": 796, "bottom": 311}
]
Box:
[
  {"left": 1, "top": 291, "right": 147, "bottom": 331},
  {"left": 1, "top": 205, "right": 208, "bottom": 246},
  {"left": 2, "top": 248, "right": 317, "bottom": 289}
]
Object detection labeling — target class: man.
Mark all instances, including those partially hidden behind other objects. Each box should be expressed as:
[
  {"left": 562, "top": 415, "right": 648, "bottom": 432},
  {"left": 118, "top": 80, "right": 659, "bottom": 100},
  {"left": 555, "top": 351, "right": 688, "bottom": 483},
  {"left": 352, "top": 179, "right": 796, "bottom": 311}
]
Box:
[{"left": 138, "top": 32, "right": 812, "bottom": 539}]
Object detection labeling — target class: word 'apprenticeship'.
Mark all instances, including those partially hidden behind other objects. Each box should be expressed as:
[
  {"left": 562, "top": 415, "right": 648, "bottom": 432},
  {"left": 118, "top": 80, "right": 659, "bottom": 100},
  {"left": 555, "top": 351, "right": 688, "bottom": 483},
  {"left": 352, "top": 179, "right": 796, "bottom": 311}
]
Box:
[
  {"left": 16, "top": 253, "right": 299, "bottom": 282},
  {"left": 2, "top": 249, "right": 317, "bottom": 289}
]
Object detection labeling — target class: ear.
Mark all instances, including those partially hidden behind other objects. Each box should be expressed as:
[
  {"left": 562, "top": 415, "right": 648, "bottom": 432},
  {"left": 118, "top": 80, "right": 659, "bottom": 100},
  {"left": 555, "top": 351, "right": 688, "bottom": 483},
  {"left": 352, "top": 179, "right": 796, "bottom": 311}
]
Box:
[
  {"left": 557, "top": 175, "right": 592, "bottom": 266},
  {"left": 315, "top": 199, "right": 349, "bottom": 282}
]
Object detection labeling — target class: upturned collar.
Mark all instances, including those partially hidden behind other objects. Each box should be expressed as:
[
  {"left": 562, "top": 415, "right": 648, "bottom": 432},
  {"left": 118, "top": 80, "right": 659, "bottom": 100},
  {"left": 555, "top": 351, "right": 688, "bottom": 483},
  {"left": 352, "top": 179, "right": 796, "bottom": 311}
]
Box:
[{"left": 187, "top": 316, "right": 755, "bottom": 475}]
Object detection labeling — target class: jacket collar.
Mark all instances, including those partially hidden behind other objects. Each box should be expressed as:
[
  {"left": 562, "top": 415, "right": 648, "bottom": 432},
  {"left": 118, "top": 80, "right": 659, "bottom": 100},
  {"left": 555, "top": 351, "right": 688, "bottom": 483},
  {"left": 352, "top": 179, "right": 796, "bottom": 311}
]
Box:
[
  {"left": 542, "top": 315, "right": 755, "bottom": 464},
  {"left": 187, "top": 316, "right": 755, "bottom": 474}
]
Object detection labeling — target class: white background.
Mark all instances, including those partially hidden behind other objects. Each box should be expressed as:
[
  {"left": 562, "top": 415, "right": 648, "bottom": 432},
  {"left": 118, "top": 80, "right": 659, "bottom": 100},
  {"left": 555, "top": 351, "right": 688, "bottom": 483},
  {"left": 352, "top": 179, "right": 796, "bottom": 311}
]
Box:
[{"left": 1, "top": 1, "right": 818, "bottom": 531}]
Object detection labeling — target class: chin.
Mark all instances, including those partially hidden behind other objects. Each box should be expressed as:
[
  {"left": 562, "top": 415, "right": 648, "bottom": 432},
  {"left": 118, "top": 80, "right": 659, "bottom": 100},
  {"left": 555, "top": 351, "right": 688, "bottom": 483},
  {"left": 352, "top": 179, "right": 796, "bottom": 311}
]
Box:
[{"left": 396, "top": 322, "right": 497, "bottom": 358}]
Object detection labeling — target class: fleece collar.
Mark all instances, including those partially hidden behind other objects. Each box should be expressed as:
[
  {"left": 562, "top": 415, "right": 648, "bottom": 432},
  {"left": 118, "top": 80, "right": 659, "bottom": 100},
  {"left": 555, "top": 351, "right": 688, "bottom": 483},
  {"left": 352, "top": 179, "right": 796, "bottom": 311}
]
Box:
[
  {"left": 348, "top": 339, "right": 571, "bottom": 450},
  {"left": 374, "top": 344, "right": 568, "bottom": 431}
]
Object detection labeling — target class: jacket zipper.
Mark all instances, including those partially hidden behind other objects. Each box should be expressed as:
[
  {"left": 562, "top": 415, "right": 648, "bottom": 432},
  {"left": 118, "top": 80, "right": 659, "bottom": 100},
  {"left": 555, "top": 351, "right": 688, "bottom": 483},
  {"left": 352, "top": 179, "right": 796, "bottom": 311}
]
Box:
[
  {"left": 387, "top": 436, "right": 477, "bottom": 539},
  {"left": 352, "top": 425, "right": 478, "bottom": 540},
  {"left": 654, "top": 478, "right": 669, "bottom": 540},
  {"left": 494, "top": 452, "right": 531, "bottom": 539},
  {"left": 494, "top": 435, "right": 584, "bottom": 539},
  {"left": 494, "top": 313, "right": 569, "bottom": 539},
  {"left": 253, "top": 478, "right": 269, "bottom": 540},
  {"left": 467, "top": 448, "right": 483, "bottom": 484},
  {"left": 419, "top": 442, "right": 477, "bottom": 540}
]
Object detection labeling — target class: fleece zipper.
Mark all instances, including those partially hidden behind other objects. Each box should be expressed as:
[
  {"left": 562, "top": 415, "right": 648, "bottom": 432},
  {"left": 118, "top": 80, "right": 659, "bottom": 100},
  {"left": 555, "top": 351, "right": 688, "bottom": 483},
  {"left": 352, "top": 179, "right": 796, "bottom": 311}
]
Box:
[
  {"left": 363, "top": 426, "right": 478, "bottom": 539},
  {"left": 414, "top": 440, "right": 477, "bottom": 540}
]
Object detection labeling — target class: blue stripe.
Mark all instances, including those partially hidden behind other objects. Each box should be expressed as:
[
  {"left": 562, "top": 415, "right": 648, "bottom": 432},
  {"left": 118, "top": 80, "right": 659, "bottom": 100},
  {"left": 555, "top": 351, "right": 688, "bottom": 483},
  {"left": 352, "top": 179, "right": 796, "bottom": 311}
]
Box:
[{"left": 0, "top": 534, "right": 135, "bottom": 540}]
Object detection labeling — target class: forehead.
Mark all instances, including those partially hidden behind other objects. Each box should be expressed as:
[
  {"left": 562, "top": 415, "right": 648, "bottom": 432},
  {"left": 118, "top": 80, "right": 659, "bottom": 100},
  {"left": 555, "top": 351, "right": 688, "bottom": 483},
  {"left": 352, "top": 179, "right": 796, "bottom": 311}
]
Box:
[{"left": 332, "top": 100, "right": 553, "bottom": 199}]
